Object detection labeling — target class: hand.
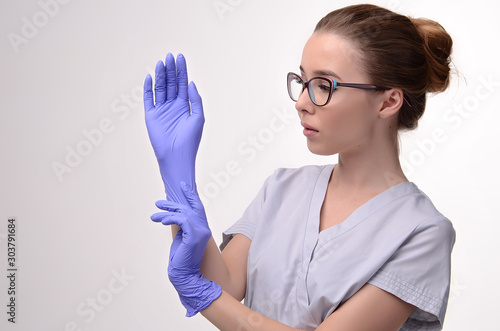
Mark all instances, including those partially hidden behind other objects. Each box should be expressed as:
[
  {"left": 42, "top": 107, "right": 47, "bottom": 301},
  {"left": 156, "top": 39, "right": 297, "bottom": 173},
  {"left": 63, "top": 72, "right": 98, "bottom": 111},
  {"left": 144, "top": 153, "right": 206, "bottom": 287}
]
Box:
[
  {"left": 143, "top": 53, "right": 204, "bottom": 205},
  {"left": 151, "top": 181, "right": 221, "bottom": 317}
]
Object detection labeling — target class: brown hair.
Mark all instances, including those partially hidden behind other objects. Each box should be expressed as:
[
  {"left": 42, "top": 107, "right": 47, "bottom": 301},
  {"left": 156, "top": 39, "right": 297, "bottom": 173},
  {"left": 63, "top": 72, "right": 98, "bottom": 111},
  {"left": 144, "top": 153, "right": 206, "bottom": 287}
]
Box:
[{"left": 315, "top": 4, "right": 453, "bottom": 130}]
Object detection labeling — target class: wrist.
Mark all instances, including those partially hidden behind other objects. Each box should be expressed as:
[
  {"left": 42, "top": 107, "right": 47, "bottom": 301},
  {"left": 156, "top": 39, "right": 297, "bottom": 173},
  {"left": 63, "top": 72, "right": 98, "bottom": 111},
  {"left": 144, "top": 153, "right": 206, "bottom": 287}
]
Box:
[
  {"left": 158, "top": 161, "right": 197, "bottom": 203},
  {"left": 169, "top": 270, "right": 222, "bottom": 317}
]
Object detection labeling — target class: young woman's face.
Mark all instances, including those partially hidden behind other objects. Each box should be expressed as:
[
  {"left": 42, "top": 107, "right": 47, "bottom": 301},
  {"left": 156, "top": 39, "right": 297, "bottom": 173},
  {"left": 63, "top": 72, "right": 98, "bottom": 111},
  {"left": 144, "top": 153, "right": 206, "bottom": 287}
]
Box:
[{"left": 296, "top": 32, "right": 387, "bottom": 156}]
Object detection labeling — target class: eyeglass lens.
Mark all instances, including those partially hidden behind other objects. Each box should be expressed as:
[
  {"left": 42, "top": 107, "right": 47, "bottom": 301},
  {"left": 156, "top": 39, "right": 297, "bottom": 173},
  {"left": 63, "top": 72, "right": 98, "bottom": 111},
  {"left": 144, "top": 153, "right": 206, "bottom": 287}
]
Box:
[{"left": 287, "top": 73, "right": 332, "bottom": 106}]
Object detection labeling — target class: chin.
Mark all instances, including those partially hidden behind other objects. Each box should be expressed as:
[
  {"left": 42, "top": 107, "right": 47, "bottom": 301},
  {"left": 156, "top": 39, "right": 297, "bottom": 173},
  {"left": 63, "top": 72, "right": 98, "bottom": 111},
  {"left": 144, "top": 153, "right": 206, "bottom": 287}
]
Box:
[{"left": 307, "top": 141, "right": 338, "bottom": 156}]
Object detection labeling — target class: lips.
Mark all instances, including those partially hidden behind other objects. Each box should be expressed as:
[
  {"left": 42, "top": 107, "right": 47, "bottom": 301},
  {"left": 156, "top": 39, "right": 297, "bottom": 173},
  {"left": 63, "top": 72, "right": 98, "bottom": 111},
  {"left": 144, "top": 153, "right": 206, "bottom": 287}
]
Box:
[
  {"left": 301, "top": 122, "right": 319, "bottom": 137},
  {"left": 301, "top": 122, "right": 318, "bottom": 132}
]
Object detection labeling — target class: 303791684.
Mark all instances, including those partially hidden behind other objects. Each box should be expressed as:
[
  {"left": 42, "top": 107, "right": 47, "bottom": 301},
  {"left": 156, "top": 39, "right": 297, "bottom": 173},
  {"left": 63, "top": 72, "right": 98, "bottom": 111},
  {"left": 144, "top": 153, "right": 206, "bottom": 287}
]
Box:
[{"left": 6, "top": 218, "right": 17, "bottom": 323}]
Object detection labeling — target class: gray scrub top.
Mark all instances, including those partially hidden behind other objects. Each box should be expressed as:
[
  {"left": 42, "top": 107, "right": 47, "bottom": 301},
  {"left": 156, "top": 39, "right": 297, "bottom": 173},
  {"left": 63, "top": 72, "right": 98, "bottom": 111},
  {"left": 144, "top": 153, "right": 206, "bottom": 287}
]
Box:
[{"left": 221, "top": 164, "right": 455, "bottom": 331}]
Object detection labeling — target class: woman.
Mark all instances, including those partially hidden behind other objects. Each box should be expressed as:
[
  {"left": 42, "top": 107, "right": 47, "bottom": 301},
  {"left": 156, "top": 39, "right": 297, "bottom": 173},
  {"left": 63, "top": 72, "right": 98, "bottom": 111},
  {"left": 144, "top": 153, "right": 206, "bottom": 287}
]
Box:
[{"left": 144, "top": 4, "right": 455, "bottom": 330}]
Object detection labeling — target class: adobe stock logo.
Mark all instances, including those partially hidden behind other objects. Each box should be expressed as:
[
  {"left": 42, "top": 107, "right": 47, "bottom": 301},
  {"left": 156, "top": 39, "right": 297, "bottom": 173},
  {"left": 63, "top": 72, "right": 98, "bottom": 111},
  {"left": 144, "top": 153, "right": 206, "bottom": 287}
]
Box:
[
  {"left": 213, "top": 0, "right": 243, "bottom": 20},
  {"left": 198, "top": 106, "right": 296, "bottom": 206},
  {"left": 51, "top": 66, "right": 154, "bottom": 183},
  {"left": 400, "top": 74, "right": 500, "bottom": 175},
  {"left": 7, "top": 0, "right": 73, "bottom": 54},
  {"left": 64, "top": 268, "right": 135, "bottom": 331}
]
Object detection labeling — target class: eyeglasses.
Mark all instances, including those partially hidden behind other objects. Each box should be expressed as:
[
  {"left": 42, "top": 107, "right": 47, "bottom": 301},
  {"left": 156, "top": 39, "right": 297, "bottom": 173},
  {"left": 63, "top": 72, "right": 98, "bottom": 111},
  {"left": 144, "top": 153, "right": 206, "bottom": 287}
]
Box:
[{"left": 287, "top": 72, "right": 389, "bottom": 107}]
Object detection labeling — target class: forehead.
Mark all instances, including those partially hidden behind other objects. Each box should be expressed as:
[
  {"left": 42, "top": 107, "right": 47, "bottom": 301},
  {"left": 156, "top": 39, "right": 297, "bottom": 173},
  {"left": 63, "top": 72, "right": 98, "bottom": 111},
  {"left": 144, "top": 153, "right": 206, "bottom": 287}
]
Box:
[{"left": 301, "top": 32, "right": 366, "bottom": 81}]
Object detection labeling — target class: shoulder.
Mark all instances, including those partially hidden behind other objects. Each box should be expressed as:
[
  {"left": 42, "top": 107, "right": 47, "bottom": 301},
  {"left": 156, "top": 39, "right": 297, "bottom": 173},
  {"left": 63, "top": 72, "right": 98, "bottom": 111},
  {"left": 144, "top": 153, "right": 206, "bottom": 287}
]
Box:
[
  {"left": 252, "top": 164, "right": 333, "bottom": 205},
  {"left": 373, "top": 182, "right": 456, "bottom": 279},
  {"left": 403, "top": 183, "right": 456, "bottom": 244},
  {"left": 366, "top": 184, "right": 455, "bottom": 328},
  {"left": 267, "top": 164, "right": 332, "bottom": 188},
  {"left": 360, "top": 181, "right": 456, "bottom": 254}
]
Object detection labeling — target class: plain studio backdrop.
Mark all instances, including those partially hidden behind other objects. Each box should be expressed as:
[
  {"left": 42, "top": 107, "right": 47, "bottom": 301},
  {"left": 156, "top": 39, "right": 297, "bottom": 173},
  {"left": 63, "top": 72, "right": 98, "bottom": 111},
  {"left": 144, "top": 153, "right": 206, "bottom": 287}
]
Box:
[{"left": 0, "top": 0, "right": 498, "bottom": 330}]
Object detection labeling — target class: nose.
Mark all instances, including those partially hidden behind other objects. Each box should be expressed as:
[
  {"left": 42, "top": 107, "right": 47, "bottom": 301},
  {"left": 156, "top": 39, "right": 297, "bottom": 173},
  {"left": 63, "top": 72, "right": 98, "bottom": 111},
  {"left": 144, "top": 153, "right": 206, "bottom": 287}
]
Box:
[{"left": 295, "top": 87, "right": 315, "bottom": 115}]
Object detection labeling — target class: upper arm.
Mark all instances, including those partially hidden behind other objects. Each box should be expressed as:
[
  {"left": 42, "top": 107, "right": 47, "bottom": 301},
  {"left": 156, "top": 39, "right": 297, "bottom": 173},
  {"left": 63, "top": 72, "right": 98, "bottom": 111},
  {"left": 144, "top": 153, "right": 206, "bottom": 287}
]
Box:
[
  {"left": 220, "top": 234, "right": 252, "bottom": 301},
  {"left": 316, "top": 284, "right": 415, "bottom": 331}
]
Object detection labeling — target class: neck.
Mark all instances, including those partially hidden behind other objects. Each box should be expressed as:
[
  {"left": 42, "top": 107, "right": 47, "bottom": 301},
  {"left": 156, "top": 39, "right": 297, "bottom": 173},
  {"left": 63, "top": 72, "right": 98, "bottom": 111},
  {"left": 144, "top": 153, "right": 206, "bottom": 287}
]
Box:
[{"left": 330, "top": 131, "right": 407, "bottom": 195}]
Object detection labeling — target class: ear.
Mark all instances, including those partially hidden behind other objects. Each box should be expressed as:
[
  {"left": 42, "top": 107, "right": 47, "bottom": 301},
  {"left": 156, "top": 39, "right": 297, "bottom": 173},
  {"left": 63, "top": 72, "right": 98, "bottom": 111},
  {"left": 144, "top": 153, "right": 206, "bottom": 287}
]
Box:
[{"left": 378, "top": 88, "right": 404, "bottom": 119}]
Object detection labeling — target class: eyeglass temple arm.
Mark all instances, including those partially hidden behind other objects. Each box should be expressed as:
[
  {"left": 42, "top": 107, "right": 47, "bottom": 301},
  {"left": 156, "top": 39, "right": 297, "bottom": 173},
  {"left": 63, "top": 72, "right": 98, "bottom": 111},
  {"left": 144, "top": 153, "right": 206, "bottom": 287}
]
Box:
[
  {"left": 336, "top": 82, "right": 389, "bottom": 90},
  {"left": 336, "top": 83, "right": 412, "bottom": 107}
]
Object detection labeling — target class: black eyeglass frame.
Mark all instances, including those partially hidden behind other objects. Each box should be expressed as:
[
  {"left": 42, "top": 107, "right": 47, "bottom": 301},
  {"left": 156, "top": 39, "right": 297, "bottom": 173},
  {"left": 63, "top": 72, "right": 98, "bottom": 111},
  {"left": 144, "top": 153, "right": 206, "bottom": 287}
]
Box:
[{"left": 287, "top": 72, "right": 390, "bottom": 107}]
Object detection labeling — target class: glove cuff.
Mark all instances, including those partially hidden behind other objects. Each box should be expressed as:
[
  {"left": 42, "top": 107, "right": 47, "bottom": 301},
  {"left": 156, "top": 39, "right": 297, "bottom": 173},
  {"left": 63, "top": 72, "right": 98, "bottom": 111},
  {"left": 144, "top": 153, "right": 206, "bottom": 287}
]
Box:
[
  {"left": 159, "top": 166, "right": 196, "bottom": 205},
  {"left": 174, "top": 273, "right": 222, "bottom": 317}
]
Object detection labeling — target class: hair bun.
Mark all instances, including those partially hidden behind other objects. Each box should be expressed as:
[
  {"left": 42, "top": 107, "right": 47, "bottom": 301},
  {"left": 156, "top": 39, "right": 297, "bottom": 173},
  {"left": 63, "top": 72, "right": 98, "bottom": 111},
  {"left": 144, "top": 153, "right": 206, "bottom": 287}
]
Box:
[{"left": 411, "top": 18, "right": 453, "bottom": 93}]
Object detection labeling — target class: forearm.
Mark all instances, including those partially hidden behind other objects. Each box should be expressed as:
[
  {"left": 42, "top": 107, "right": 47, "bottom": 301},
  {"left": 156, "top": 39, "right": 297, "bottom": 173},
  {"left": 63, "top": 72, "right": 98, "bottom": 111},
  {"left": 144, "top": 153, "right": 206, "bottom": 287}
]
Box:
[
  {"left": 201, "top": 290, "right": 302, "bottom": 331},
  {"left": 165, "top": 199, "right": 244, "bottom": 299},
  {"left": 170, "top": 224, "right": 180, "bottom": 239},
  {"left": 200, "top": 237, "right": 231, "bottom": 288}
]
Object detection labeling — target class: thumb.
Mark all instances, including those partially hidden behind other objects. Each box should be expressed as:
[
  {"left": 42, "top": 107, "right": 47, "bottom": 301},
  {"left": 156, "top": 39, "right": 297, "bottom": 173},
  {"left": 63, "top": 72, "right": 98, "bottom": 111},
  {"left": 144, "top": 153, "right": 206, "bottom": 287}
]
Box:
[
  {"left": 180, "top": 181, "right": 205, "bottom": 215},
  {"left": 188, "top": 81, "right": 205, "bottom": 122}
]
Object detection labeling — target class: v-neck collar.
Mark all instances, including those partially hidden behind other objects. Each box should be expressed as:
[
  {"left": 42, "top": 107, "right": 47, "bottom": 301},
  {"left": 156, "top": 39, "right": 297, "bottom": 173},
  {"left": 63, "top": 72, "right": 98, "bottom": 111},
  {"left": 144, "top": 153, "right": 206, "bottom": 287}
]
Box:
[{"left": 305, "top": 164, "right": 418, "bottom": 250}]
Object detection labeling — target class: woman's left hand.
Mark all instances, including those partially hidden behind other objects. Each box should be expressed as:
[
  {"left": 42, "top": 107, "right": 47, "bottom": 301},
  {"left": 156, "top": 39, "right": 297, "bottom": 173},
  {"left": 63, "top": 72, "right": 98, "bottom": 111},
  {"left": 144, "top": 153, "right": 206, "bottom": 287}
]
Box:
[
  {"left": 143, "top": 53, "right": 205, "bottom": 206},
  {"left": 151, "top": 181, "right": 222, "bottom": 317}
]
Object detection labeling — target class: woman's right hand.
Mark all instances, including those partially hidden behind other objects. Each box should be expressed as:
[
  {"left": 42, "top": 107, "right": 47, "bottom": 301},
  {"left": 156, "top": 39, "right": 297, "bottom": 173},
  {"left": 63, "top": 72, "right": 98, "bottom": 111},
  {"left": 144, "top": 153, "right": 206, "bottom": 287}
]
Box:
[
  {"left": 143, "top": 53, "right": 205, "bottom": 205},
  {"left": 151, "top": 181, "right": 221, "bottom": 317}
]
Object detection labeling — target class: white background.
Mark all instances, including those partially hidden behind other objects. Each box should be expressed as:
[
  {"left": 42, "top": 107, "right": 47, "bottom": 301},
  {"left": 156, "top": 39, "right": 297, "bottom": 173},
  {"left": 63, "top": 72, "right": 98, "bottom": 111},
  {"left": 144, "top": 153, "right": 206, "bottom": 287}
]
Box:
[{"left": 1, "top": 0, "right": 499, "bottom": 330}]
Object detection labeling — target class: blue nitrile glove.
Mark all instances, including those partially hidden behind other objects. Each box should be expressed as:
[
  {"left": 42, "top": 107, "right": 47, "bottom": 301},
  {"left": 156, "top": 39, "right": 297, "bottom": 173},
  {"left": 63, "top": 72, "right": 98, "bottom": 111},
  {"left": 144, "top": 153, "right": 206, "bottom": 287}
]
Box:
[
  {"left": 143, "top": 53, "right": 204, "bottom": 205},
  {"left": 151, "top": 181, "right": 222, "bottom": 317}
]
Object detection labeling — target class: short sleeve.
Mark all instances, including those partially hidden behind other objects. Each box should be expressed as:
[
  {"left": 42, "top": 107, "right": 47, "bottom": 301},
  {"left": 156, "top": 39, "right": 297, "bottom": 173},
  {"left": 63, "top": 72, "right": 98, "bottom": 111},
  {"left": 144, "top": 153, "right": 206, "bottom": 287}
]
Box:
[
  {"left": 368, "top": 216, "right": 456, "bottom": 331},
  {"left": 219, "top": 172, "right": 273, "bottom": 251}
]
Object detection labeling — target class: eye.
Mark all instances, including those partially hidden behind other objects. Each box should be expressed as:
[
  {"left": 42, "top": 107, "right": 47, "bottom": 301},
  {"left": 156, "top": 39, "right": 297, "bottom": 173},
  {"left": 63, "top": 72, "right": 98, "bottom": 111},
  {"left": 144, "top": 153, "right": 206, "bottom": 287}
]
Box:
[{"left": 318, "top": 84, "right": 330, "bottom": 92}]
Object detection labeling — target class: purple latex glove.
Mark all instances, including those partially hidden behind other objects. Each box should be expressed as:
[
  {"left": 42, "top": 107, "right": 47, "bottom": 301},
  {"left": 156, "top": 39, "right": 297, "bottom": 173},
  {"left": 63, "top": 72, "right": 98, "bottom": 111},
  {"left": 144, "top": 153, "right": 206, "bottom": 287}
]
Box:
[
  {"left": 143, "top": 53, "right": 204, "bottom": 205},
  {"left": 151, "top": 181, "right": 221, "bottom": 317}
]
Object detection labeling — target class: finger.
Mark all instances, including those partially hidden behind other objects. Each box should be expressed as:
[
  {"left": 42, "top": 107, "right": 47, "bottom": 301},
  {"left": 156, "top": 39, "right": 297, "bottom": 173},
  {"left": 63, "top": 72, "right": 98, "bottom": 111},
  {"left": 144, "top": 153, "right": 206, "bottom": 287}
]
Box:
[
  {"left": 176, "top": 53, "right": 188, "bottom": 101},
  {"left": 143, "top": 74, "right": 154, "bottom": 111},
  {"left": 155, "top": 200, "right": 185, "bottom": 212},
  {"left": 165, "top": 53, "right": 177, "bottom": 101},
  {"left": 188, "top": 81, "right": 205, "bottom": 122},
  {"left": 151, "top": 212, "right": 189, "bottom": 230},
  {"left": 151, "top": 212, "right": 171, "bottom": 222},
  {"left": 154, "top": 60, "right": 166, "bottom": 105},
  {"left": 158, "top": 214, "right": 194, "bottom": 240}
]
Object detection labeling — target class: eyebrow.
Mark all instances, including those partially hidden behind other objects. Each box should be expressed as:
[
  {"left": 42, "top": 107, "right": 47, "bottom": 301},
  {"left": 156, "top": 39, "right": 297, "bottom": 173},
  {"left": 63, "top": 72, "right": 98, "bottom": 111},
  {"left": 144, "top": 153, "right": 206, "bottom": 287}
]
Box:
[{"left": 299, "top": 65, "right": 342, "bottom": 81}]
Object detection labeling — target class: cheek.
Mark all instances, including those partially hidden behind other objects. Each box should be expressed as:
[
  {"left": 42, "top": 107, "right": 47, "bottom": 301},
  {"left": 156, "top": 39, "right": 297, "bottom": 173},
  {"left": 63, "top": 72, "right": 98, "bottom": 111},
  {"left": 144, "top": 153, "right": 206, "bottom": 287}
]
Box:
[
  {"left": 322, "top": 99, "right": 364, "bottom": 130},
  {"left": 322, "top": 97, "right": 375, "bottom": 140}
]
